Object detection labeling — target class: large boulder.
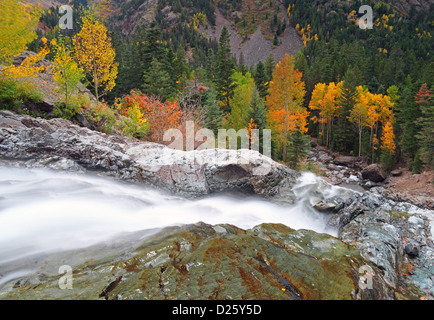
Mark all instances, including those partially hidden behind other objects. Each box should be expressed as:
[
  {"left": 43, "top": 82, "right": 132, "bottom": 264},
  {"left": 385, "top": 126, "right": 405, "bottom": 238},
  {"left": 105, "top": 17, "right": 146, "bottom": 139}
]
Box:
[
  {"left": 362, "top": 164, "right": 387, "bottom": 182},
  {"left": 333, "top": 156, "right": 358, "bottom": 167},
  {"left": 0, "top": 110, "right": 297, "bottom": 198},
  {"left": 328, "top": 188, "right": 434, "bottom": 298}
]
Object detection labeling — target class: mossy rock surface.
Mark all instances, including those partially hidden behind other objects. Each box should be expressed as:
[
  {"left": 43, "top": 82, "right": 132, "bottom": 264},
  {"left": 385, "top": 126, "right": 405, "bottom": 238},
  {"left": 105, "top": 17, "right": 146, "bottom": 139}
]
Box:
[{"left": 0, "top": 222, "right": 395, "bottom": 300}]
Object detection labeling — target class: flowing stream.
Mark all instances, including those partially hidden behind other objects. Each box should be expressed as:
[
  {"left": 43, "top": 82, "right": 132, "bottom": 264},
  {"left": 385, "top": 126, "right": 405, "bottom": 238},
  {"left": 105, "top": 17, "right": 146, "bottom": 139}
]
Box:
[{"left": 0, "top": 166, "right": 357, "bottom": 272}]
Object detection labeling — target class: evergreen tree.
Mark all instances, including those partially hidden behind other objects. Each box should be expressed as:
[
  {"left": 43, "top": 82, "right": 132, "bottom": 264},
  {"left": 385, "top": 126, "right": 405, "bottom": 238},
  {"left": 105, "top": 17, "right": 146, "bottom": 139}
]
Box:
[
  {"left": 205, "top": 48, "right": 216, "bottom": 82},
  {"left": 246, "top": 86, "right": 267, "bottom": 130},
  {"left": 245, "top": 86, "right": 267, "bottom": 153},
  {"left": 367, "top": 76, "right": 380, "bottom": 94},
  {"left": 287, "top": 131, "right": 311, "bottom": 170},
  {"left": 142, "top": 57, "right": 174, "bottom": 100},
  {"left": 254, "top": 61, "right": 269, "bottom": 99},
  {"left": 215, "top": 26, "right": 236, "bottom": 114},
  {"left": 332, "top": 68, "right": 358, "bottom": 153},
  {"left": 142, "top": 23, "right": 167, "bottom": 74},
  {"left": 202, "top": 87, "right": 223, "bottom": 135},
  {"left": 237, "top": 52, "right": 248, "bottom": 74},
  {"left": 415, "top": 84, "right": 433, "bottom": 168},
  {"left": 264, "top": 54, "right": 275, "bottom": 82},
  {"left": 398, "top": 76, "right": 421, "bottom": 168}
]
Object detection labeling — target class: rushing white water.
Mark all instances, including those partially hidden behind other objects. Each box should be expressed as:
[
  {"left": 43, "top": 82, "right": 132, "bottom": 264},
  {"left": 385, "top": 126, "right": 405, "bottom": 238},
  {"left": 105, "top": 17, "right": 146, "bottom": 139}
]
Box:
[{"left": 0, "top": 166, "right": 355, "bottom": 266}]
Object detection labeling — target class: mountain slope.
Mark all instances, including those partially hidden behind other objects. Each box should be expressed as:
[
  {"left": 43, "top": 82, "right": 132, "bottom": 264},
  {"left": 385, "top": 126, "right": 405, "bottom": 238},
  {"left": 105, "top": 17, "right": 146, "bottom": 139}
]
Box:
[
  {"left": 106, "top": 0, "right": 302, "bottom": 66},
  {"left": 203, "top": 8, "right": 302, "bottom": 66}
]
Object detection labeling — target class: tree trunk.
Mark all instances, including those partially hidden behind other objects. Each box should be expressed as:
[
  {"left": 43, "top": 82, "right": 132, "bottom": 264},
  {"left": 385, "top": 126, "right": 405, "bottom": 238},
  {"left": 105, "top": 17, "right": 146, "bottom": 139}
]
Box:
[
  {"left": 94, "top": 58, "right": 99, "bottom": 101},
  {"left": 65, "top": 83, "right": 68, "bottom": 109},
  {"left": 358, "top": 123, "right": 362, "bottom": 157}
]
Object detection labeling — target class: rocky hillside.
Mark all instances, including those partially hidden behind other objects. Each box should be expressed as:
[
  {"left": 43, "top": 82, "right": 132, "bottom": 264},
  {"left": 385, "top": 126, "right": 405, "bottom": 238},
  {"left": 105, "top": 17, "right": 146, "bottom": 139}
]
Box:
[
  {"left": 22, "top": 0, "right": 434, "bottom": 66},
  {"left": 103, "top": 0, "right": 304, "bottom": 65},
  {"left": 201, "top": 7, "right": 302, "bottom": 66}
]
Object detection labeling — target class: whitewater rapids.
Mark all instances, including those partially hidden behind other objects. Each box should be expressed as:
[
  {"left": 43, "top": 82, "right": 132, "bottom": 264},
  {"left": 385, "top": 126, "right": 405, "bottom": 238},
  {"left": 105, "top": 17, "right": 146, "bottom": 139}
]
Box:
[{"left": 0, "top": 166, "right": 356, "bottom": 265}]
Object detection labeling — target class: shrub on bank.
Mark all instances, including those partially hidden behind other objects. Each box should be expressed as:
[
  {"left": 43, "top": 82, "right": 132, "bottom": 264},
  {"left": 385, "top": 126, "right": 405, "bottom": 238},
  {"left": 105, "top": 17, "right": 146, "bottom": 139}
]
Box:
[{"left": 0, "top": 77, "right": 44, "bottom": 110}]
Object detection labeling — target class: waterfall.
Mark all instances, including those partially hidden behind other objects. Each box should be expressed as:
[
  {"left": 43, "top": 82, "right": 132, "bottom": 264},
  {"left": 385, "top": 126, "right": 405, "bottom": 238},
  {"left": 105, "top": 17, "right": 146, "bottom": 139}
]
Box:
[{"left": 0, "top": 166, "right": 356, "bottom": 267}]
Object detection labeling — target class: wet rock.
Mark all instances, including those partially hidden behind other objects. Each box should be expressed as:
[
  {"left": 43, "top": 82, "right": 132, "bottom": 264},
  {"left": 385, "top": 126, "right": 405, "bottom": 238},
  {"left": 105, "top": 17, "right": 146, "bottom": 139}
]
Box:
[
  {"left": 405, "top": 244, "right": 420, "bottom": 258},
  {"left": 336, "top": 193, "right": 434, "bottom": 298},
  {"left": 0, "top": 223, "right": 393, "bottom": 300},
  {"left": 313, "top": 200, "right": 338, "bottom": 212},
  {"left": 362, "top": 164, "right": 387, "bottom": 182},
  {"left": 317, "top": 151, "right": 333, "bottom": 163}
]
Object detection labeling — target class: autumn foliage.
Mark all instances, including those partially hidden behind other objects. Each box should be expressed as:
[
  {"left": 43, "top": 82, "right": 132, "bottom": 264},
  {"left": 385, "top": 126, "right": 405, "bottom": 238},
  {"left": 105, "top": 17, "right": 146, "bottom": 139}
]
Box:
[
  {"left": 0, "top": 0, "right": 41, "bottom": 64},
  {"left": 309, "top": 81, "right": 342, "bottom": 147},
  {"left": 116, "top": 90, "right": 183, "bottom": 143},
  {"left": 73, "top": 15, "right": 118, "bottom": 101},
  {"left": 266, "top": 53, "right": 308, "bottom": 162}
]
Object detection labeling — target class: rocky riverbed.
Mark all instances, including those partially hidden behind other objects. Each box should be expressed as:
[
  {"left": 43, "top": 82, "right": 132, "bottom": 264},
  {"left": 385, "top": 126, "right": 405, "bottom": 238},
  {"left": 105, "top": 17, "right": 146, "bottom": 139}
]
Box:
[
  {"left": 307, "top": 141, "right": 434, "bottom": 210},
  {"left": 0, "top": 110, "right": 433, "bottom": 300}
]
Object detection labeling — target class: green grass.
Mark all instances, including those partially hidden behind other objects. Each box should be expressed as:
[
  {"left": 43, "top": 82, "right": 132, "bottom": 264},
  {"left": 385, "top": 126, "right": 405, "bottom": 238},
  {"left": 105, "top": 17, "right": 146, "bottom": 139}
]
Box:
[{"left": 0, "top": 77, "right": 44, "bottom": 110}]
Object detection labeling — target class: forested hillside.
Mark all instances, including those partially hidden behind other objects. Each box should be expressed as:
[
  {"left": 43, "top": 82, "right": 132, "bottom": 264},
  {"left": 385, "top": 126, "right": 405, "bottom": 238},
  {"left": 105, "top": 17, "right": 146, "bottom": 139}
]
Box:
[{"left": 2, "top": 0, "right": 433, "bottom": 173}]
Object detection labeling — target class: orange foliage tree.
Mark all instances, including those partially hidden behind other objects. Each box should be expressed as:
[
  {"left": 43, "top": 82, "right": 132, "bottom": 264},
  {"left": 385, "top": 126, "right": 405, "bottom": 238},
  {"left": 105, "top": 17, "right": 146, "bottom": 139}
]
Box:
[
  {"left": 266, "top": 53, "right": 307, "bottom": 162},
  {"left": 381, "top": 120, "right": 396, "bottom": 154},
  {"left": 116, "top": 90, "right": 183, "bottom": 143}
]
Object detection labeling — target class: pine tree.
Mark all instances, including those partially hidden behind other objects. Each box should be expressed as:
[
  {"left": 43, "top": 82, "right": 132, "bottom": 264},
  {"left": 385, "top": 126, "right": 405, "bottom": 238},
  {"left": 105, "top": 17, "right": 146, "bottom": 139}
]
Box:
[
  {"left": 332, "top": 68, "right": 358, "bottom": 154},
  {"left": 264, "top": 54, "right": 275, "bottom": 82},
  {"left": 142, "top": 23, "right": 167, "bottom": 72},
  {"left": 215, "top": 26, "right": 236, "bottom": 114},
  {"left": 415, "top": 83, "right": 433, "bottom": 168},
  {"left": 205, "top": 48, "right": 216, "bottom": 82},
  {"left": 238, "top": 52, "right": 248, "bottom": 74},
  {"left": 142, "top": 57, "right": 174, "bottom": 100},
  {"left": 254, "top": 61, "right": 268, "bottom": 99},
  {"left": 398, "top": 76, "right": 421, "bottom": 168},
  {"left": 246, "top": 86, "right": 267, "bottom": 131},
  {"left": 287, "top": 131, "right": 310, "bottom": 170},
  {"left": 245, "top": 86, "right": 267, "bottom": 154},
  {"left": 367, "top": 76, "right": 380, "bottom": 94},
  {"left": 202, "top": 87, "right": 222, "bottom": 135}
]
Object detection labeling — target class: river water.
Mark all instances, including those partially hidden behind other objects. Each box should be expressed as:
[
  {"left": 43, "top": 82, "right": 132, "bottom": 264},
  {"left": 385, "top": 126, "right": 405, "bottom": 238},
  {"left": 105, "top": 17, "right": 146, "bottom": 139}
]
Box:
[{"left": 0, "top": 166, "right": 356, "bottom": 268}]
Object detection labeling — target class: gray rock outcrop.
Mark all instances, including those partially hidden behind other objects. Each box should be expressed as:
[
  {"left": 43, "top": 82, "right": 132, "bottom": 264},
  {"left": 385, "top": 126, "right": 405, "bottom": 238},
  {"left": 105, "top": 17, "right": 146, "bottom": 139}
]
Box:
[{"left": 0, "top": 110, "right": 298, "bottom": 198}]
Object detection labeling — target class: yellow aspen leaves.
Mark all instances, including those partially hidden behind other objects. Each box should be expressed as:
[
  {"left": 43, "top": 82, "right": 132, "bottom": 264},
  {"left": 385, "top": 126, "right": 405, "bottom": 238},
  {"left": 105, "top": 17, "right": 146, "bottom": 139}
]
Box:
[
  {"left": 1, "top": 40, "right": 50, "bottom": 79},
  {"left": 52, "top": 40, "right": 85, "bottom": 108},
  {"left": 0, "top": 0, "right": 41, "bottom": 64},
  {"left": 73, "top": 15, "right": 118, "bottom": 101},
  {"left": 192, "top": 12, "right": 208, "bottom": 31},
  {"left": 309, "top": 82, "right": 342, "bottom": 146}
]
